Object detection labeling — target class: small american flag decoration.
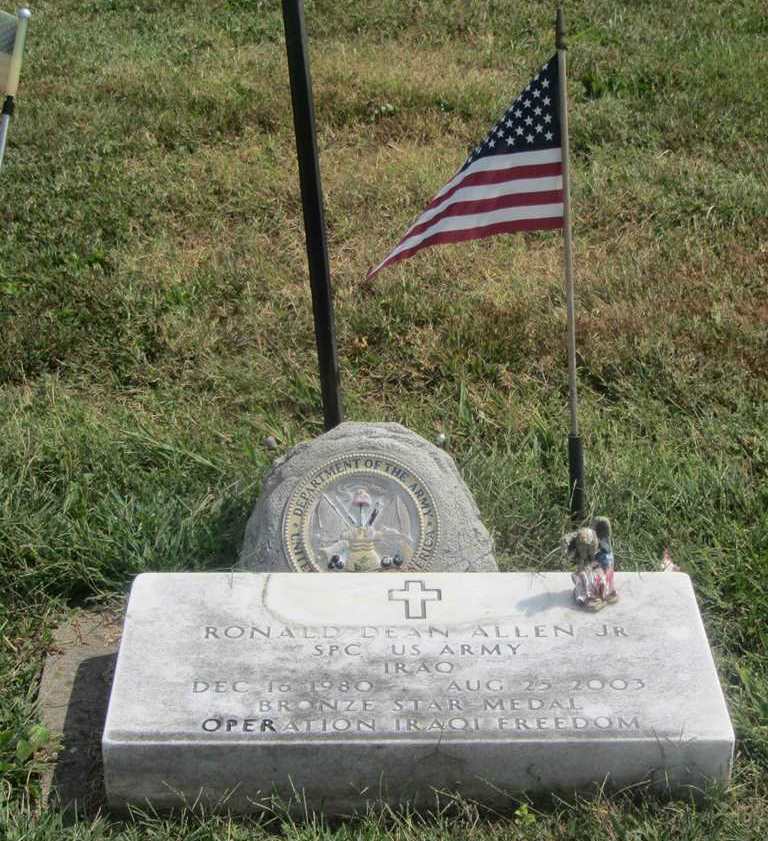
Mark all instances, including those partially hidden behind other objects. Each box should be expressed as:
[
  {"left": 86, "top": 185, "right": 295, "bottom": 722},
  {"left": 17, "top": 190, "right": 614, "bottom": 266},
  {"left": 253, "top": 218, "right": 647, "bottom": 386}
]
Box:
[{"left": 369, "top": 56, "right": 564, "bottom": 278}]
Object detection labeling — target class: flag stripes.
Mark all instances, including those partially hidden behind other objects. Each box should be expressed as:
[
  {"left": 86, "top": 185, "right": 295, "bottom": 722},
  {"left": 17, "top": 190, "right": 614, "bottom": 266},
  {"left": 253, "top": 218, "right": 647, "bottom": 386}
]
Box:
[
  {"left": 405, "top": 189, "right": 564, "bottom": 240},
  {"left": 424, "top": 161, "right": 564, "bottom": 213},
  {"left": 370, "top": 150, "right": 564, "bottom": 277},
  {"left": 376, "top": 214, "right": 564, "bottom": 270},
  {"left": 407, "top": 162, "right": 563, "bottom": 238}
]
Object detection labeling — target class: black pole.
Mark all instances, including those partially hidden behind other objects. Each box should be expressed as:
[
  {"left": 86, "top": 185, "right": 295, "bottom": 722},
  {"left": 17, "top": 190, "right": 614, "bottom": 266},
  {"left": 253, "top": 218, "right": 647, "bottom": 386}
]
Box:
[
  {"left": 557, "top": 6, "right": 586, "bottom": 522},
  {"left": 281, "top": 0, "right": 343, "bottom": 430}
]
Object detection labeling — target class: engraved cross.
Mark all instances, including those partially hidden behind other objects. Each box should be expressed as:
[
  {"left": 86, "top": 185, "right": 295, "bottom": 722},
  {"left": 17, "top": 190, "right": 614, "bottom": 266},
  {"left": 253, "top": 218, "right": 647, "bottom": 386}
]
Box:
[{"left": 388, "top": 580, "right": 442, "bottom": 620}]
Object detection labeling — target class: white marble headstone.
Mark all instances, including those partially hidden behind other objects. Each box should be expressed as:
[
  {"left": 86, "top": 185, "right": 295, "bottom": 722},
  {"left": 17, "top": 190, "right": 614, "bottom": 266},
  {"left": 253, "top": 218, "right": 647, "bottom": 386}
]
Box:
[{"left": 103, "top": 571, "right": 733, "bottom": 814}]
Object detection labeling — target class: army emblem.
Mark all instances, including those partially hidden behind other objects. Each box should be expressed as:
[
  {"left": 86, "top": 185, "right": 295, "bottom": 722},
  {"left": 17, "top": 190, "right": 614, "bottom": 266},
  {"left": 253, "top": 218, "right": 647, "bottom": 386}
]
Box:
[{"left": 282, "top": 453, "right": 440, "bottom": 572}]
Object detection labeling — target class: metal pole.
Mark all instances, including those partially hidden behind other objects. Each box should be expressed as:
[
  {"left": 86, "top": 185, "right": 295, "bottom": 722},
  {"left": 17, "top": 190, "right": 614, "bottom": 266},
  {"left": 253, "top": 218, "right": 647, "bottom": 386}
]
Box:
[
  {"left": 0, "top": 98, "right": 11, "bottom": 171},
  {"left": 557, "top": 6, "right": 586, "bottom": 520},
  {"left": 281, "top": 0, "right": 343, "bottom": 430}
]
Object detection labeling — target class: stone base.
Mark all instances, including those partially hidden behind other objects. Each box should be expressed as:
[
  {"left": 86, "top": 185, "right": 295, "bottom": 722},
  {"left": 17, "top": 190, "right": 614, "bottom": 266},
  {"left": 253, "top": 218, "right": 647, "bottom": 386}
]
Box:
[
  {"left": 239, "top": 422, "right": 497, "bottom": 573},
  {"left": 103, "top": 572, "right": 733, "bottom": 814}
]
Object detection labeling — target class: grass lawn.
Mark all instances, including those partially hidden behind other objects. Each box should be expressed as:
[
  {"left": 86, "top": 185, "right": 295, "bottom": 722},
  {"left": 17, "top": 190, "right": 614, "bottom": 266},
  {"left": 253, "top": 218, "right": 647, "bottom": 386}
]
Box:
[{"left": 1, "top": 0, "right": 767, "bottom": 837}]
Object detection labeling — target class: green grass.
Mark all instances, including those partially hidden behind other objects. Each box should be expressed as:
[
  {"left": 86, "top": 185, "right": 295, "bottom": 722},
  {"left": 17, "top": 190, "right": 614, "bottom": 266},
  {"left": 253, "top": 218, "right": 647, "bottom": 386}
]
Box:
[{"left": 1, "top": 0, "right": 767, "bottom": 837}]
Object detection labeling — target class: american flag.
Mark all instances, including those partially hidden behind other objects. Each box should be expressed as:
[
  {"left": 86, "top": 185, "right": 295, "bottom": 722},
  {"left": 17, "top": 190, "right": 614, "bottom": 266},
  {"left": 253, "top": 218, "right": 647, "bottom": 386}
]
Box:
[{"left": 369, "top": 55, "right": 563, "bottom": 278}]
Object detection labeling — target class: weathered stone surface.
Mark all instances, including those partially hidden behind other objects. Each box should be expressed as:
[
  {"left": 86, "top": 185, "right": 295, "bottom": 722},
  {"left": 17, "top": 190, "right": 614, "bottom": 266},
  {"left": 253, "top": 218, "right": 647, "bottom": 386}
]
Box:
[
  {"left": 37, "top": 610, "right": 122, "bottom": 813},
  {"left": 103, "top": 571, "right": 733, "bottom": 814},
  {"left": 239, "top": 422, "right": 497, "bottom": 573}
]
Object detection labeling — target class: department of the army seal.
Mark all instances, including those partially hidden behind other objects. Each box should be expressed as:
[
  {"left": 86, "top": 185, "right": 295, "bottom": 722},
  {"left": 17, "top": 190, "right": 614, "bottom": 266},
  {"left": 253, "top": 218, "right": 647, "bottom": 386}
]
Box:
[{"left": 282, "top": 453, "right": 440, "bottom": 573}]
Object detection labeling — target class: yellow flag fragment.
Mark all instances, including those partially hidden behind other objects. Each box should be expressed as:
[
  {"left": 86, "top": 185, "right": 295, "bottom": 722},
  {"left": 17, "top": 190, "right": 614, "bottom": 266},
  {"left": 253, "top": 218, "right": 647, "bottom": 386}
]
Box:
[{"left": 0, "top": 8, "right": 30, "bottom": 97}]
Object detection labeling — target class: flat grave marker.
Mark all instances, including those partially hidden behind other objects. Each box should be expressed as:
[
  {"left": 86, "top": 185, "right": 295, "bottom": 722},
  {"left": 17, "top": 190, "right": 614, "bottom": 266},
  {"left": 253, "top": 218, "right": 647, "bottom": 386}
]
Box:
[{"left": 103, "top": 571, "right": 734, "bottom": 814}]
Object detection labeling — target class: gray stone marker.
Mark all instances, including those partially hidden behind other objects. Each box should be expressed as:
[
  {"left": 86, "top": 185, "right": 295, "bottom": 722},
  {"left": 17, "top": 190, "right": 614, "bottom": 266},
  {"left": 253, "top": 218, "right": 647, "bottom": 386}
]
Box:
[
  {"left": 103, "top": 571, "right": 733, "bottom": 814},
  {"left": 239, "top": 422, "right": 497, "bottom": 572}
]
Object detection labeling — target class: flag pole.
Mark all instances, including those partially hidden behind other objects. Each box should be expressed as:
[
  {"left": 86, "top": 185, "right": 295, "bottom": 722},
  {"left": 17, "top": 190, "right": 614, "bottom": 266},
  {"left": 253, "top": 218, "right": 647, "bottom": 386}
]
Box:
[
  {"left": 0, "top": 95, "right": 12, "bottom": 170},
  {"left": 556, "top": 6, "right": 586, "bottom": 520},
  {"left": 281, "top": 0, "right": 343, "bottom": 431},
  {"left": 0, "top": 8, "right": 31, "bottom": 172}
]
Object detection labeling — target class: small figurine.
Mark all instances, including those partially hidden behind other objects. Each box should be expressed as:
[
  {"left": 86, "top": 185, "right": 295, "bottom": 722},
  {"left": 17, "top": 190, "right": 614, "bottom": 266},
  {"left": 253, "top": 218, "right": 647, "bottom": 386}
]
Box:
[
  {"left": 563, "top": 517, "right": 618, "bottom": 610},
  {"left": 593, "top": 517, "right": 617, "bottom": 603}
]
